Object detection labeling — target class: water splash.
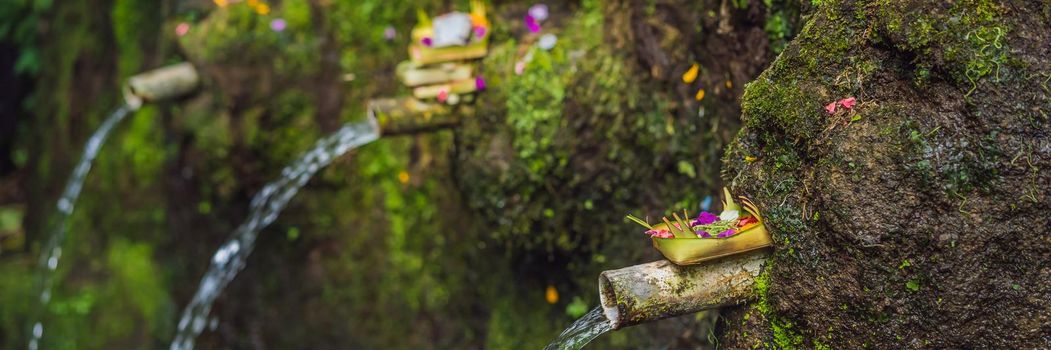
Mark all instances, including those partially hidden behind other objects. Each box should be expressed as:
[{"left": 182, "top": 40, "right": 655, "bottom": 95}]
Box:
[
  {"left": 169, "top": 119, "right": 380, "bottom": 350},
  {"left": 29, "top": 105, "right": 133, "bottom": 350},
  {"left": 543, "top": 307, "right": 614, "bottom": 350}
]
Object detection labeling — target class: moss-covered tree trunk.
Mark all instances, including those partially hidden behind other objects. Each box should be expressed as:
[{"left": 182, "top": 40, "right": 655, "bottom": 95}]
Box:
[{"left": 719, "top": 1, "right": 1050, "bottom": 348}]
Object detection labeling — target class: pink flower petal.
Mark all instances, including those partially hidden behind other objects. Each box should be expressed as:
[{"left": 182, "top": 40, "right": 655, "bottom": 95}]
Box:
[
  {"left": 175, "top": 23, "right": 190, "bottom": 37},
  {"left": 825, "top": 101, "right": 837, "bottom": 114},
  {"left": 644, "top": 229, "right": 673, "bottom": 238},
  {"left": 838, "top": 97, "right": 857, "bottom": 109}
]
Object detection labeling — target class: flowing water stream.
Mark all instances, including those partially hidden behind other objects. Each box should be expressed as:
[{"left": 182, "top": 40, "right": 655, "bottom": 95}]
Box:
[
  {"left": 543, "top": 307, "right": 614, "bottom": 350},
  {"left": 169, "top": 119, "right": 380, "bottom": 350},
  {"left": 28, "top": 105, "right": 133, "bottom": 350}
]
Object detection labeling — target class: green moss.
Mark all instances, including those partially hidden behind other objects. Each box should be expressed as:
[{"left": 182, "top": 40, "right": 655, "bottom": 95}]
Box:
[
  {"left": 180, "top": 2, "right": 318, "bottom": 77},
  {"left": 741, "top": 11, "right": 858, "bottom": 142},
  {"left": 753, "top": 267, "right": 806, "bottom": 349},
  {"left": 875, "top": 0, "right": 1010, "bottom": 94},
  {"left": 461, "top": 0, "right": 711, "bottom": 252},
  {"left": 505, "top": 46, "right": 568, "bottom": 175},
  {"left": 117, "top": 106, "right": 168, "bottom": 183},
  {"left": 92, "top": 239, "right": 172, "bottom": 346},
  {"left": 111, "top": 0, "right": 157, "bottom": 77}
]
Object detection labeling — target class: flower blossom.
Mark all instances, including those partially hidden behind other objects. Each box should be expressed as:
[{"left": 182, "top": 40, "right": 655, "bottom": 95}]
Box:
[
  {"left": 639, "top": 228, "right": 672, "bottom": 238},
  {"left": 524, "top": 14, "right": 541, "bottom": 33},
  {"left": 691, "top": 211, "right": 719, "bottom": 226},
  {"left": 737, "top": 216, "right": 758, "bottom": 227},
  {"left": 717, "top": 229, "right": 736, "bottom": 238}
]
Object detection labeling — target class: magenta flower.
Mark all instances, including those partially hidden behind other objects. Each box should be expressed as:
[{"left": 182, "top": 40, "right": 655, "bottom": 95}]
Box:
[
  {"left": 421, "top": 37, "right": 433, "bottom": 47},
  {"left": 691, "top": 211, "right": 719, "bottom": 226},
  {"left": 716, "top": 229, "right": 736, "bottom": 238},
  {"left": 696, "top": 230, "right": 711, "bottom": 238},
  {"left": 473, "top": 25, "right": 487, "bottom": 38},
  {"left": 524, "top": 14, "right": 541, "bottom": 33},
  {"left": 475, "top": 77, "right": 486, "bottom": 91}
]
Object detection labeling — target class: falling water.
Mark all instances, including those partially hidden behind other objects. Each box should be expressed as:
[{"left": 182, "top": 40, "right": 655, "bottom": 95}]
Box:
[
  {"left": 543, "top": 307, "right": 614, "bottom": 350},
  {"left": 28, "top": 105, "right": 133, "bottom": 350},
  {"left": 169, "top": 119, "right": 380, "bottom": 350}
]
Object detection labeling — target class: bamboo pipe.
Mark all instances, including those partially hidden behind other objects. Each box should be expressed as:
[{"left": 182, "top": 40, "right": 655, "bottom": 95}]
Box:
[
  {"left": 123, "top": 62, "right": 200, "bottom": 110},
  {"left": 368, "top": 97, "right": 465, "bottom": 136},
  {"left": 598, "top": 251, "right": 768, "bottom": 329}
]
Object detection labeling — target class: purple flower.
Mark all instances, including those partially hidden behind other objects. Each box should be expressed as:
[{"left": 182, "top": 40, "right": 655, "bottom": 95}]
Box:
[
  {"left": 384, "top": 26, "right": 397, "bottom": 41},
  {"left": 717, "top": 229, "right": 736, "bottom": 238},
  {"left": 269, "top": 18, "right": 287, "bottom": 32},
  {"left": 475, "top": 77, "right": 486, "bottom": 91},
  {"left": 421, "top": 37, "right": 433, "bottom": 47},
  {"left": 524, "top": 14, "right": 541, "bottom": 33},
  {"left": 691, "top": 211, "right": 719, "bottom": 226},
  {"left": 696, "top": 230, "right": 711, "bottom": 238},
  {"left": 473, "top": 25, "right": 487, "bottom": 38}
]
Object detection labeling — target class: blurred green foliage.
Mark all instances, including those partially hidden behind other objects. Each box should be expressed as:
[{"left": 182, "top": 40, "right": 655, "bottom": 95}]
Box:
[
  {"left": 0, "top": 0, "right": 50, "bottom": 75},
  {"left": 457, "top": 0, "right": 710, "bottom": 253}
]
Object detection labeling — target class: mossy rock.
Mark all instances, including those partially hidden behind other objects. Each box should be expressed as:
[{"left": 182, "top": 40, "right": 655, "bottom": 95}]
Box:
[
  {"left": 721, "top": 1, "right": 1050, "bottom": 348},
  {"left": 453, "top": 0, "right": 795, "bottom": 258}
]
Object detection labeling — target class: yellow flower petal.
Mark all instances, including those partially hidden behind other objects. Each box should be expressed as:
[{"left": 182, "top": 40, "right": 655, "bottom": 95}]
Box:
[
  {"left": 682, "top": 63, "right": 699, "bottom": 83},
  {"left": 214, "top": 0, "right": 228, "bottom": 7},
  {"left": 397, "top": 171, "right": 410, "bottom": 184},
  {"left": 255, "top": 3, "right": 270, "bottom": 15},
  {"left": 725, "top": 80, "right": 733, "bottom": 89},
  {"left": 695, "top": 88, "right": 706, "bottom": 101},
  {"left": 745, "top": 155, "right": 757, "bottom": 163},
  {"left": 545, "top": 285, "right": 559, "bottom": 304}
]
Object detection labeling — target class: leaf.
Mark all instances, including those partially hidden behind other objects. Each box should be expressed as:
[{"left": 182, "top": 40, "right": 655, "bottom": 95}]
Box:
[
  {"left": 850, "top": 114, "right": 862, "bottom": 122},
  {"left": 566, "top": 297, "right": 588, "bottom": 318},
  {"left": 14, "top": 48, "right": 39, "bottom": 75},
  {"left": 721, "top": 187, "right": 740, "bottom": 212},
  {"left": 677, "top": 160, "right": 697, "bottom": 178},
  {"left": 625, "top": 214, "right": 652, "bottom": 229},
  {"left": 905, "top": 280, "right": 920, "bottom": 292}
]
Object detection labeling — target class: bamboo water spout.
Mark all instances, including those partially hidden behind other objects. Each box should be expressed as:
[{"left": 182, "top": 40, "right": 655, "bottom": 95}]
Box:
[
  {"left": 598, "top": 250, "right": 768, "bottom": 330},
  {"left": 123, "top": 62, "right": 200, "bottom": 110},
  {"left": 369, "top": 97, "right": 465, "bottom": 136}
]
